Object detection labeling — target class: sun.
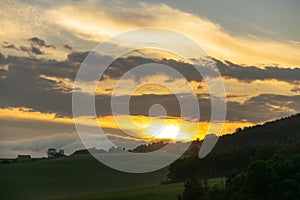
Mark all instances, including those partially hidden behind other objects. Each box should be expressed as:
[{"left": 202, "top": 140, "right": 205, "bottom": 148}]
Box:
[{"left": 154, "top": 124, "right": 191, "bottom": 140}]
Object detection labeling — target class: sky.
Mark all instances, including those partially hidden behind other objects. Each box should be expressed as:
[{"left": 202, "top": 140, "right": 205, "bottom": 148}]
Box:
[{"left": 0, "top": 0, "right": 300, "bottom": 157}]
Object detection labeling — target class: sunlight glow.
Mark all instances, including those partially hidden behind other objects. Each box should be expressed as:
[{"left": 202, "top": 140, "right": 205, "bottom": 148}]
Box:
[
  {"left": 0, "top": 107, "right": 255, "bottom": 141},
  {"left": 153, "top": 124, "right": 191, "bottom": 140}
]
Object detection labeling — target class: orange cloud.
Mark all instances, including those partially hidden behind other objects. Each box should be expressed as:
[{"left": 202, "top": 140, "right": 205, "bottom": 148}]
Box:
[
  {"left": 0, "top": 107, "right": 253, "bottom": 141},
  {"left": 0, "top": 107, "right": 73, "bottom": 124}
]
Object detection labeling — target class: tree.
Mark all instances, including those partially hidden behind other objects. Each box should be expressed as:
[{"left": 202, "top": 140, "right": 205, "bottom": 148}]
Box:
[
  {"left": 226, "top": 154, "right": 300, "bottom": 200},
  {"left": 182, "top": 178, "right": 209, "bottom": 200}
]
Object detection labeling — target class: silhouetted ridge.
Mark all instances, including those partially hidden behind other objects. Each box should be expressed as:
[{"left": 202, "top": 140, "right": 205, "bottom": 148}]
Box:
[
  {"left": 167, "top": 114, "right": 300, "bottom": 182},
  {"left": 211, "top": 113, "right": 300, "bottom": 153}
]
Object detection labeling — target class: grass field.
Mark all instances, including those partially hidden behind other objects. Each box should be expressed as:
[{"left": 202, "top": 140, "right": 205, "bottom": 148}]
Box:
[
  {"left": 0, "top": 154, "right": 168, "bottom": 200},
  {"left": 0, "top": 154, "right": 226, "bottom": 200},
  {"left": 56, "top": 182, "right": 184, "bottom": 200},
  {"left": 56, "top": 177, "right": 225, "bottom": 200}
]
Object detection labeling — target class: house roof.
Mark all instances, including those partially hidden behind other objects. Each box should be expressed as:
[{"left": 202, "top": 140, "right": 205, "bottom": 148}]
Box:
[{"left": 17, "top": 155, "right": 31, "bottom": 158}]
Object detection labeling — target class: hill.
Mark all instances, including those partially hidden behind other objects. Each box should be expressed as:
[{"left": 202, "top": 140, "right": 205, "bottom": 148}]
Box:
[
  {"left": 1, "top": 114, "right": 299, "bottom": 199},
  {"left": 212, "top": 113, "right": 300, "bottom": 153},
  {"left": 167, "top": 114, "right": 300, "bottom": 182}
]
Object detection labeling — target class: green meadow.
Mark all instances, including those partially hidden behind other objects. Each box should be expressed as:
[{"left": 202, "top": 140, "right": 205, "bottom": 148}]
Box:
[
  {"left": 0, "top": 153, "right": 225, "bottom": 200},
  {"left": 56, "top": 182, "right": 184, "bottom": 200},
  {"left": 55, "top": 178, "right": 225, "bottom": 200},
  {"left": 0, "top": 154, "right": 168, "bottom": 200}
]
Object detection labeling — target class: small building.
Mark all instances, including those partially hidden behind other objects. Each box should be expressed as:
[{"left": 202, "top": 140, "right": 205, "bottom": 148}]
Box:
[
  {"left": 47, "top": 148, "right": 57, "bottom": 158},
  {"left": 17, "top": 155, "right": 32, "bottom": 162},
  {"left": 58, "top": 149, "right": 64, "bottom": 156},
  {"left": 47, "top": 148, "right": 65, "bottom": 158}
]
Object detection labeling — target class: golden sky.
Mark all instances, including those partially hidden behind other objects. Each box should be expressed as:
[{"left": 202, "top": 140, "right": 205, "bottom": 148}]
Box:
[{"left": 0, "top": 0, "right": 299, "bottom": 157}]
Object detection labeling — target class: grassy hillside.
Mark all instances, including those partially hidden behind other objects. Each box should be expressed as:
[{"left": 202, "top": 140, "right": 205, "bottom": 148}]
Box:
[
  {"left": 56, "top": 182, "right": 184, "bottom": 200},
  {"left": 0, "top": 154, "right": 168, "bottom": 200}
]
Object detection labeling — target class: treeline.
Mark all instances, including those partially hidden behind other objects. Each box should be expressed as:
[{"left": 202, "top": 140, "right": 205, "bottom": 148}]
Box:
[
  {"left": 178, "top": 151, "right": 300, "bottom": 200},
  {"left": 129, "top": 141, "right": 168, "bottom": 152},
  {"left": 167, "top": 114, "right": 300, "bottom": 182}
]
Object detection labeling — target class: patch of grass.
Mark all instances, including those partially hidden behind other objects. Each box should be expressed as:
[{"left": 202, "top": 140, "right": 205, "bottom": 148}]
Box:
[
  {"left": 55, "top": 177, "right": 226, "bottom": 200},
  {"left": 207, "top": 177, "right": 226, "bottom": 188},
  {"left": 56, "top": 182, "right": 185, "bottom": 200},
  {"left": 0, "top": 154, "right": 168, "bottom": 200}
]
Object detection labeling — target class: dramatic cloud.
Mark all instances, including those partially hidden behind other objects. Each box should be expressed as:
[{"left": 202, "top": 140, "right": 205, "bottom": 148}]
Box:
[
  {"left": 31, "top": 46, "right": 43, "bottom": 55},
  {"left": 63, "top": 44, "right": 73, "bottom": 51},
  {"left": 2, "top": 43, "right": 18, "bottom": 50},
  {"left": 2, "top": 37, "right": 57, "bottom": 56},
  {"left": 28, "top": 37, "right": 55, "bottom": 49},
  {"left": 0, "top": 53, "right": 7, "bottom": 65},
  {"left": 1, "top": 0, "right": 299, "bottom": 158},
  {"left": 1, "top": 1, "right": 300, "bottom": 67},
  {"left": 5, "top": 49, "right": 297, "bottom": 83},
  {"left": 0, "top": 50, "right": 299, "bottom": 123},
  {"left": 48, "top": 2, "right": 300, "bottom": 68},
  {"left": 18, "top": 45, "right": 43, "bottom": 55},
  {"left": 0, "top": 69, "right": 7, "bottom": 78},
  {"left": 215, "top": 59, "right": 300, "bottom": 83},
  {"left": 227, "top": 94, "right": 300, "bottom": 123}
]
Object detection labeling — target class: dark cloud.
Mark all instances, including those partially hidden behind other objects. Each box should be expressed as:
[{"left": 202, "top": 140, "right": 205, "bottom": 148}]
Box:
[
  {"left": 2, "top": 44, "right": 18, "bottom": 50},
  {"left": 0, "top": 118, "right": 75, "bottom": 141},
  {"left": 0, "top": 59, "right": 72, "bottom": 117},
  {"left": 0, "top": 53, "right": 7, "bottom": 64},
  {"left": 97, "top": 93, "right": 300, "bottom": 123},
  {"left": 19, "top": 45, "right": 43, "bottom": 55},
  {"left": 226, "top": 94, "right": 300, "bottom": 123},
  {"left": 1, "top": 37, "right": 55, "bottom": 56},
  {"left": 62, "top": 44, "right": 73, "bottom": 51},
  {"left": 74, "top": 53, "right": 213, "bottom": 83},
  {"left": 31, "top": 46, "right": 43, "bottom": 55},
  {"left": 1, "top": 50, "right": 299, "bottom": 123},
  {"left": 67, "top": 51, "right": 89, "bottom": 63},
  {"left": 19, "top": 45, "right": 30, "bottom": 52},
  {"left": 28, "top": 37, "right": 55, "bottom": 49},
  {"left": 4, "top": 38, "right": 298, "bottom": 83},
  {"left": 64, "top": 51, "right": 300, "bottom": 84},
  {"left": 1, "top": 59, "right": 299, "bottom": 123},
  {"left": 0, "top": 69, "right": 7, "bottom": 78},
  {"left": 108, "top": 56, "right": 203, "bottom": 82},
  {"left": 214, "top": 59, "right": 300, "bottom": 83},
  {"left": 5, "top": 54, "right": 79, "bottom": 80},
  {"left": 291, "top": 86, "right": 300, "bottom": 93},
  {"left": 6, "top": 49, "right": 296, "bottom": 84}
]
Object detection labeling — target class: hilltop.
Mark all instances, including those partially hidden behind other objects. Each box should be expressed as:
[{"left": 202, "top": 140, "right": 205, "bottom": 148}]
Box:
[
  {"left": 167, "top": 114, "right": 300, "bottom": 182},
  {"left": 212, "top": 113, "right": 300, "bottom": 152}
]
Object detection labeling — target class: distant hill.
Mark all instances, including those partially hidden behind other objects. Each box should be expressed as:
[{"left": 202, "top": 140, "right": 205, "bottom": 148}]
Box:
[
  {"left": 129, "top": 141, "right": 168, "bottom": 153},
  {"left": 71, "top": 146, "right": 126, "bottom": 156},
  {"left": 71, "top": 148, "right": 106, "bottom": 155}
]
